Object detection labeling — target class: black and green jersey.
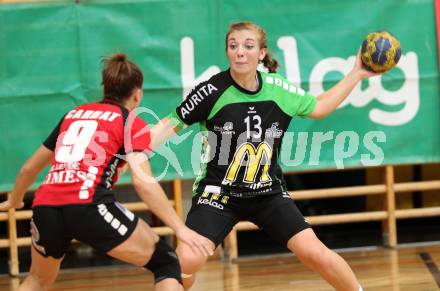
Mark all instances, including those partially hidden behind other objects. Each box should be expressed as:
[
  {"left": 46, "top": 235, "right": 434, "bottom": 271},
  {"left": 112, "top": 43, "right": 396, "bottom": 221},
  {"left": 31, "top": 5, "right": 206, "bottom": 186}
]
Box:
[{"left": 171, "top": 69, "right": 317, "bottom": 197}]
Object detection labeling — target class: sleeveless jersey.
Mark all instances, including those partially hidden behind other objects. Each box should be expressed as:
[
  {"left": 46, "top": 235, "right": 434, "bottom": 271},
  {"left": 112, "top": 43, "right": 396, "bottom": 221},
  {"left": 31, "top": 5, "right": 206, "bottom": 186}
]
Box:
[
  {"left": 33, "top": 100, "right": 151, "bottom": 206},
  {"left": 172, "top": 69, "right": 317, "bottom": 197}
]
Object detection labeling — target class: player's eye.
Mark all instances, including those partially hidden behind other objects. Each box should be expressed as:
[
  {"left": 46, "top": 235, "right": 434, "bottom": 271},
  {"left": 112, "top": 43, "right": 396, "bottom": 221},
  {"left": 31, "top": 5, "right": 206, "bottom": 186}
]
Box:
[
  {"left": 245, "top": 44, "right": 254, "bottom": 50},
  {"left": 228, "top": 44, "right": 237, "bottom": 50}
]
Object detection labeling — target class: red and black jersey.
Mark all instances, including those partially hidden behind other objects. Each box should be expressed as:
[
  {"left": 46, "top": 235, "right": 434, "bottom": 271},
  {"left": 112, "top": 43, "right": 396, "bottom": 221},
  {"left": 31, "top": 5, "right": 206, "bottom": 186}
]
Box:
[{"left": 33, "top": 100, "right": 150, "bottom": 207}]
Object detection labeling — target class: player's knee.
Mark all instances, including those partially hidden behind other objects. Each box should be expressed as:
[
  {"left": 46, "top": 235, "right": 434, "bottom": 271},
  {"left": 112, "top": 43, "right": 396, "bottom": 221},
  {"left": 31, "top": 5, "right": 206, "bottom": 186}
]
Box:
[
  {"left": 144, "top": 239, "right": 182, "bottom": 285},
  {"left": 177, "top": 245, "right": 206, "bottom": 274},
  {"left": 301, "top": 246, "right": 332, "bottom": 271}
]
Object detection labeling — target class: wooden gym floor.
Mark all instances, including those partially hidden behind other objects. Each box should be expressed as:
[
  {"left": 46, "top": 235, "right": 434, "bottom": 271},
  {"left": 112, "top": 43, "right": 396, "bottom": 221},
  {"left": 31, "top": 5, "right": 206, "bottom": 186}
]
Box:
[{"left": 1, "top": 243, "right": 439, "bottom": 290}]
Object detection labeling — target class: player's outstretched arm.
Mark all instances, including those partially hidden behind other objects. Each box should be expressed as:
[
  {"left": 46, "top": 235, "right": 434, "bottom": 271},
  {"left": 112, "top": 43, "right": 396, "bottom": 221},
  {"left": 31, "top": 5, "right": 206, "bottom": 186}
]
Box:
[
  {"left": 127, "top": 152, "right": 214, "bottom": 256},
  {"left": 308, "top": 49, "right": 379, "bottom": 119},
  {"left": 149, "top": 116, "right": 185, "bottom": 150},
  {"left": 0, "top": 145, "right": 53, "bottom": 211}
]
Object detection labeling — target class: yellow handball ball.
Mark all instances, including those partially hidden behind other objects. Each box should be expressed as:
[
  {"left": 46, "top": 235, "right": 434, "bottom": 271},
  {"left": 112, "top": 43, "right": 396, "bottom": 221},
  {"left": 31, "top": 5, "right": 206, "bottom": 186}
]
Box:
[{"left": 361, "top": 31, "right": 402, "bottom": 73}]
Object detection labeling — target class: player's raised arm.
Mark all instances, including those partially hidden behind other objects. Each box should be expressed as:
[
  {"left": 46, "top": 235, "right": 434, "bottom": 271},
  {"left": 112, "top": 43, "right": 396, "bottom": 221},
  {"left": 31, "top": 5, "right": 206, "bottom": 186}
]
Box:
[
  {"left": 308, "top": 49, "right": 378, "bottom": 119},
  {"left": 309, "top": 32, "right": 401, "bottom": 120}
]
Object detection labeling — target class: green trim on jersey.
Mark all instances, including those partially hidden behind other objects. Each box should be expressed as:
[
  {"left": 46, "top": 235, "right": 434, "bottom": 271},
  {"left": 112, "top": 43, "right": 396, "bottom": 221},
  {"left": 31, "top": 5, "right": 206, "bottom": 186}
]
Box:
[
  {"left": 167, "top": 111, "right": 186, "bottom": 130},
  {"left": 192, "top": 121, "right": 209, "bottom": 195},
  {"left": 208, "top": 72, "right": 317, "bottom": 120}
]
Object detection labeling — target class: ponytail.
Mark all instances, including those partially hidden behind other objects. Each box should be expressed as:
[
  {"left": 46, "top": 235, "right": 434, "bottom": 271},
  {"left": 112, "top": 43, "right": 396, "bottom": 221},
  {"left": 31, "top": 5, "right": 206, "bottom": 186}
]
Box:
[
  {"left": 101, "top": 53, "right": 143, "bottom": 102},
  {"left": 262, "top": 52, "right": 278, "bottom": 73}
]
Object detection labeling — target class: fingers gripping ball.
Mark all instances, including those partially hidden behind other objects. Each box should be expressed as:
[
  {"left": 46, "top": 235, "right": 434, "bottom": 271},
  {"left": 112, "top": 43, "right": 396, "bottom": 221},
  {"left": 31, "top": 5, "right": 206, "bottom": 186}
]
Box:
[{"left": 361, "top": 31, "right": 401, "bottom": 73}]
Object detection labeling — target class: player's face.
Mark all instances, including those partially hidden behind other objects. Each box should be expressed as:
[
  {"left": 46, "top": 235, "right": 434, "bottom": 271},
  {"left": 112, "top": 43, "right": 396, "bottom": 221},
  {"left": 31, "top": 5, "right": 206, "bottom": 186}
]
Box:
[{"left": 227, "top": 29, "right": 266, "bottom": 76}]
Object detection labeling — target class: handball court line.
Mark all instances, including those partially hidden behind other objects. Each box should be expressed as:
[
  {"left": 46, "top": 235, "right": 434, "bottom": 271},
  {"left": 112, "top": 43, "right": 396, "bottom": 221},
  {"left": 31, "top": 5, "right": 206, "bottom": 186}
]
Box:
[{"left": 420, "top": 252, "right": 440, "bottom": 288}]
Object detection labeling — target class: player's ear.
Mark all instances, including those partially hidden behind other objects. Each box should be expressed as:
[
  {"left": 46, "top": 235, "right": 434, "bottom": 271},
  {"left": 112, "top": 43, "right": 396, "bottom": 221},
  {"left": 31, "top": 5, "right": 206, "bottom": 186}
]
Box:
[
  {"left": 259, "top": 47, "right": 267, "bottom": 62},
  {"left": 134, "top": 88, "right": 143, "bottom": 104}
]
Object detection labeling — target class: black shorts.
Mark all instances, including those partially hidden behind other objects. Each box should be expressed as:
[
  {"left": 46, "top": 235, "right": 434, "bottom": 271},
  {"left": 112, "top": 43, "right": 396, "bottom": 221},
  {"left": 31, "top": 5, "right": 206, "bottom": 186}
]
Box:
[
  {"left": 31, "top": 202, "right": 138, "bottom": 259},
  {"left": 186, "top": 192, "right": 310, "bottom": 247}
]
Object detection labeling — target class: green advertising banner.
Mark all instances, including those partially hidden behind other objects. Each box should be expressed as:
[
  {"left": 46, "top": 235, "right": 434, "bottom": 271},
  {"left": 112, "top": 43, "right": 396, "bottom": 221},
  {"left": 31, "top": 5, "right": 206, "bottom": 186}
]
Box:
[{"left": 0, "top": 0, "right": 438, "bottom": 192}]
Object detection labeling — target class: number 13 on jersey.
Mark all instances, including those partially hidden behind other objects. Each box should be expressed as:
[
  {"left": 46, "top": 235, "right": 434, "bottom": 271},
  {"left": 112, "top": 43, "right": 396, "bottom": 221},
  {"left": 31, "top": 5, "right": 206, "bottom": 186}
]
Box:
[{"left": 244, "top": 115, "right": 262, "bottom": 139}]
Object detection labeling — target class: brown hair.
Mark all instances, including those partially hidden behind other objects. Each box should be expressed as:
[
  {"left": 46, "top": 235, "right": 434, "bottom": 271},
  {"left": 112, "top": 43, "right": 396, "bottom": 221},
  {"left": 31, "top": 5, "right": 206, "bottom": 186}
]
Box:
[
  {"left": 225, "top": 22, "right": 279, "bottom": 73},
  {"left": 101, "top": 53, "right": 143, "bottom": 102}
]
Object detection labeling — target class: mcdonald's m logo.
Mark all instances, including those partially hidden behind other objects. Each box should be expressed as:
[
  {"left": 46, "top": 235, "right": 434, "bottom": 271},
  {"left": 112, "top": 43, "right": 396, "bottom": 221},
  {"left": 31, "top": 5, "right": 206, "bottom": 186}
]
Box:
[{"left": 222, "top": 142, "right": 273, "bottom": 185}]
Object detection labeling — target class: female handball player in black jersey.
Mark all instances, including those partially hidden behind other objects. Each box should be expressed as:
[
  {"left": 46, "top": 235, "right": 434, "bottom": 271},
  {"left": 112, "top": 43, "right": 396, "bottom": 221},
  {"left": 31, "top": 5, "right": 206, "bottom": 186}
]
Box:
[
  {"left": 0, "top": 53, "right": 212, "bottom": 291},
  {"left": 150, "top": 22, "right": 381, "bottom": 291}
]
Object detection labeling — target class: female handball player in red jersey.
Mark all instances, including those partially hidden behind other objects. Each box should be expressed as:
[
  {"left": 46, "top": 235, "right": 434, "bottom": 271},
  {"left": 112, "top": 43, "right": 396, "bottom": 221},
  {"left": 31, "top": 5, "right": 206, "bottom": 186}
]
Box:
[{"left": 0, "top": 53, "right": 212, "bottom": 291}]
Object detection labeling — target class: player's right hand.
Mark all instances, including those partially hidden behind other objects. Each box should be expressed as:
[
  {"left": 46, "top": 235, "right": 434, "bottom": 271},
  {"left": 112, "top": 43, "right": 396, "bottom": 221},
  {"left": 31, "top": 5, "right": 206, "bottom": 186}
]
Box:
[{"left": 176, "top": 226, "right": 214, "bottom": 257}]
